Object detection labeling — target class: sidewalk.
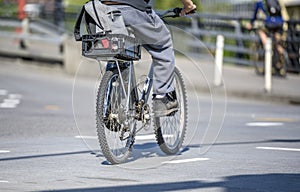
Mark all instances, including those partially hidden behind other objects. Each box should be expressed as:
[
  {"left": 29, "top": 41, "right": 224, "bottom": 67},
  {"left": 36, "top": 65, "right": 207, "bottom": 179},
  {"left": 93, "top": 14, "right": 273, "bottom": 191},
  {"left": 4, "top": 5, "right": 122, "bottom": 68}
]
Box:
[
  {"left": 222, "top": 64, "right": 300, "bottom": 104},
  {"left": 1, "top": 56, "right": 299, "bottom": 105}
]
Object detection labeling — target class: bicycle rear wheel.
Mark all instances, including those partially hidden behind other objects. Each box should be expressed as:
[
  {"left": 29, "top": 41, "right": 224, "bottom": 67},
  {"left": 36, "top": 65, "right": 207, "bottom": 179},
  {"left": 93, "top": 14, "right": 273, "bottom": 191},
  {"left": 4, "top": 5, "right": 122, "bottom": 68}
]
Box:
[
  {"left": 96, "top": 69, "right": 135, "bottom": 164},
  {"left": 251, "top": 41, "right": 265, "bottom": 75},
  {"left": 154, "top": 67, "right": 188, "bottom": 155},
  {"left": 273, "top": 48, "right": 288, "bottom": 77}
]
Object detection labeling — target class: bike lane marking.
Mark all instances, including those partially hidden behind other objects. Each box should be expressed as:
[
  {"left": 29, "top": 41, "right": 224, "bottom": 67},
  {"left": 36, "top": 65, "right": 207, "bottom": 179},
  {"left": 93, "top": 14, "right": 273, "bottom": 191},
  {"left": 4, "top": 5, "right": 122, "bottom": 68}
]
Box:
[
  {"left": 256, "top": 147, "right": 300, "bottom": 152},
  {"left": 0, "top": 89, "right": 8, "bottom": 96},
  {"left": 75, "top": 136, "right": 97, "bottom": 139},
  {"left": 0, "top": 150, "right": 10, "bottom": 153},
  {"left": 162, "top": 157, "right": 210, "bottom": 164},
  {"left": 135, "top": 134, "right": 156, "bottom": 140},
  {"left": 246, "top": 122, "right": 284, "bottom": 127},
  {"left": 254, "top": 117, "right": 298, "bottom": 123},
  {"left": 135, "top": 134, "right": 175, "bottom": 140},
  {"left": 75, "top": 134, "right": 172, "bottom": 141},
  {"left": 0, "top": 93, "right": 22, "bottom": 109}
]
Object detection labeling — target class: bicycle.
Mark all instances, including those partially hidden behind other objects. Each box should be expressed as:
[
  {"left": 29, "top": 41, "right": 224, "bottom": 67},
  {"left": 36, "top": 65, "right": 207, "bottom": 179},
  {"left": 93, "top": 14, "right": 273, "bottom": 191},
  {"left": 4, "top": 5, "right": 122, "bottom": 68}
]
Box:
[
  {"left": 250, "top": 28, "right": 289, "bottom": 77},
  {"left": 76, "top": 8, "right": 189, "bottom": 164}
]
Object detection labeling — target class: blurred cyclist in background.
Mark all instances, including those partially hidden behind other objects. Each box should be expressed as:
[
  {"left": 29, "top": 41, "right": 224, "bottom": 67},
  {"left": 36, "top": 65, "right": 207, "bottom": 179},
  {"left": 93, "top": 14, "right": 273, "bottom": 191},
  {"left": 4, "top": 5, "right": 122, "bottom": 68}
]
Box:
[
  {"left": 247, "top": 0, "right": 286, "bottom": 76},
  {"left": 247, "top": 0, "right": 284, "bottom": 52}
]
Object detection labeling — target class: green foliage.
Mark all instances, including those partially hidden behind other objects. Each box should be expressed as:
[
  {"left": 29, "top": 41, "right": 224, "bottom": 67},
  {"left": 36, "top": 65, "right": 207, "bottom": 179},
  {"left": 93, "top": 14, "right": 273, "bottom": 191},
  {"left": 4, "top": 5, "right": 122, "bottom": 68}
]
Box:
[
  {"left": 65, "top": 0, "right": 87, "bottom": 13},
  {"left": 0, "top": 1, "right": 18, "bottom": 17},
  {"left": 154, "top": 0, "right": 202, "bottom": 11},
  {"left": 65, "top": 0, "right": 87, "bottom": 6}
]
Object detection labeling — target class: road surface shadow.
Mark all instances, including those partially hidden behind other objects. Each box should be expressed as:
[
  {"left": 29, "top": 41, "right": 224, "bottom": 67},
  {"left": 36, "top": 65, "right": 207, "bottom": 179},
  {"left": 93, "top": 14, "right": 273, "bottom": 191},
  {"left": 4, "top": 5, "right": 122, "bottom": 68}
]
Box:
[
  {"left": 99, "top": 142, "right": 198, "bottom": 165},
  {"left": 41, "top": 173, "right": 300, "bottom": 192},
  {"left": 98, "top": 138, "right": 300, "bottom": 165},
  {"left": 0, "top": 150, "right": 92, "bottom": 162}
]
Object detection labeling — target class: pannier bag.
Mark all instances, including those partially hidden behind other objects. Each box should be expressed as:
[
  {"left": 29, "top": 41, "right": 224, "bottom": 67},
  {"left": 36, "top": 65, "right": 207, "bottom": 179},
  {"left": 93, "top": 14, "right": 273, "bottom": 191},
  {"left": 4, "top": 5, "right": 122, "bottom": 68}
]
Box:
[{"left": 74, "top": 0, "right": 141, "bottom": 61}]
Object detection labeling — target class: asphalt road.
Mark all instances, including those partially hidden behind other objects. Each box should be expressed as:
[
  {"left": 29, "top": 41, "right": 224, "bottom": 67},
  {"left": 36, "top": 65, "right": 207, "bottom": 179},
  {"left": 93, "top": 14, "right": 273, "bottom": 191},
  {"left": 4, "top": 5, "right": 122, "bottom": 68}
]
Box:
[{"left": 0, "top": 58, "right": 299, "bottom": 192}]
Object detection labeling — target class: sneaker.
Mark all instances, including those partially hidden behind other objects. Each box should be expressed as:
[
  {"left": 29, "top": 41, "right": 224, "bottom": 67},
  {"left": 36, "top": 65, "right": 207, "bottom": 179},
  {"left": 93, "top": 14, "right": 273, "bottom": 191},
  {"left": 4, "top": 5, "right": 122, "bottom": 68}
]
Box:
[{"left": 153, "top": 90, "right": 179, "bottom": 117}]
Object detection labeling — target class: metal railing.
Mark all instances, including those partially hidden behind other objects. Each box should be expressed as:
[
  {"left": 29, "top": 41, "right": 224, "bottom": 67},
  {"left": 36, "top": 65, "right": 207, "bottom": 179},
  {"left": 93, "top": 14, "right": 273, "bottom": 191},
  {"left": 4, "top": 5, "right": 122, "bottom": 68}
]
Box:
[
  {"left": 0, "top": 12, "right": 299, "bottom": 73},
  {"left": 0, "top": 18, "right": 65, "bottom": 62},
  {"left": 185, "top": 13, "right": 300, "bottom": 72}
]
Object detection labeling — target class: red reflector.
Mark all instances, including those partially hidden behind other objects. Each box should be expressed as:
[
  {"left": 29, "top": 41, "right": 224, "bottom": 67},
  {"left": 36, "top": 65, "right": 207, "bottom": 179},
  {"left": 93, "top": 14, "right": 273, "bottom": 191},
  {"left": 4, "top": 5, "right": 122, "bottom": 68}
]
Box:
[{"left": 101, "top": 39, "right": 110, "bottom": 48}]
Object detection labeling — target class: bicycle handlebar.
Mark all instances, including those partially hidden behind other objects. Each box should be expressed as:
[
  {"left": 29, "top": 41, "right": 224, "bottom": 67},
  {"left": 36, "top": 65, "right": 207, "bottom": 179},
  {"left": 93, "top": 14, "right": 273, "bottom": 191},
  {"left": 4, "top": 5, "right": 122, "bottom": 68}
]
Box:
[{"left": 158, "top": 7, "right": 196, "bottom": 18}]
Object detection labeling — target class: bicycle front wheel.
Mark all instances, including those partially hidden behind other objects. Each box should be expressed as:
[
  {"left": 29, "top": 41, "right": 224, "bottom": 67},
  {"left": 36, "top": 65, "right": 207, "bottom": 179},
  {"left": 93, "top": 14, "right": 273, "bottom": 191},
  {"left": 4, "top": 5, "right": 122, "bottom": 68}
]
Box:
[
  {"left": 154, "top": 67, "right": 188, "bottom": 155},
  {"left": 96, "top": 69, "right": 135, "bottom": 164}
]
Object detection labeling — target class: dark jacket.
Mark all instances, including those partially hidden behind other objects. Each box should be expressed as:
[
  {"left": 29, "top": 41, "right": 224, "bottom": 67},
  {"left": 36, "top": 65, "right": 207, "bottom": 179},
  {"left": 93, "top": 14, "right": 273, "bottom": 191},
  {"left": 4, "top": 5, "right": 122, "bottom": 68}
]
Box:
[{"left": 250, "top": 0, "right": 283, "bottom": 29}]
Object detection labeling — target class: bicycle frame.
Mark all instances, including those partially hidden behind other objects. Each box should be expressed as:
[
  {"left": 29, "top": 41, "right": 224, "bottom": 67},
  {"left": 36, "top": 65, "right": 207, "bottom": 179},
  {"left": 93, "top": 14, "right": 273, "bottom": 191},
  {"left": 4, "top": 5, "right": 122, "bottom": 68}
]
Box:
[{"left": 105, "top": 59, "right": 153, "bottom": 120}]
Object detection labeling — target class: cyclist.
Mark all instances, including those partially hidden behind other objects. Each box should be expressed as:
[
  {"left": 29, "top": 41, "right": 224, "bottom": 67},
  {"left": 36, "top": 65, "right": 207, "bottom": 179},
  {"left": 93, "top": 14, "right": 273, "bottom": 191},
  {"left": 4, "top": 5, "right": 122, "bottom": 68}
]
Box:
[
  {"left": 246, "top": 0, "right": 285, "bottom": 75},
  {"left": 101, "top": 0, "right": 196, "bottom": 116}
]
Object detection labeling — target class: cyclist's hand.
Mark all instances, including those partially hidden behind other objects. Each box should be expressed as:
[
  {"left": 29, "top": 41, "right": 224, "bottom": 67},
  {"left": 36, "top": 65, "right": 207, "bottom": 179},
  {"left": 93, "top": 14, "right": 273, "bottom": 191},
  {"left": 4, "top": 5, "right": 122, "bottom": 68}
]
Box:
[
  {"left": 246, "top": 23, "right": 253, "bottom": 30},
  {"left": 180, "top": 0, "right": 196, "bottom": 16}
]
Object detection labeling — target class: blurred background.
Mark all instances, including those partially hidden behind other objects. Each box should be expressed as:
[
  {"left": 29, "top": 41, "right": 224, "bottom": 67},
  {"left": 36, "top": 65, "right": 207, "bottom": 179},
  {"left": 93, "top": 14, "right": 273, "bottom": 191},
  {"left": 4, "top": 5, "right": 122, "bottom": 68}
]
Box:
[
  {"left": 0, "top": 0, "right": 299, "bottom": 74},
  {"left": 1, "top": 0, "right": 299, "bottom": 30}
]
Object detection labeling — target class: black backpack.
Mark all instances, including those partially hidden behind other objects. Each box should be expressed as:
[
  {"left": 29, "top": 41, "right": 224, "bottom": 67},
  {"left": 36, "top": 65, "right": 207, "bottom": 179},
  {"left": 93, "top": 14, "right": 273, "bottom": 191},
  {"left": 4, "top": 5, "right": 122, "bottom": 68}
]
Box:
[{"left": 265, "top": 0, "right": 282, "bottom": 17}]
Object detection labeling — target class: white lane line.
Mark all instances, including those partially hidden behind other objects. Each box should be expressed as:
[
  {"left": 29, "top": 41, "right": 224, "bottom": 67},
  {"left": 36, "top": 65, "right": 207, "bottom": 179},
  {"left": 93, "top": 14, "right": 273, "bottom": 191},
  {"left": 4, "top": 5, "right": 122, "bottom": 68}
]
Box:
[
  {"left": 75, "top": 135, "right": 157, "bottom": 140},
  {"left": 9, "top": 94, "right": 22, "bottom": 100},
  {"left": 135, "top": 134, "right": 156, "bottom": 140},
  {"left": 0, "top": 93, "right": 22, "bottom": 109},
  {"left": 0, "top": 150, "right": 10, "bottom": 153},
  {"left": 0, "top": 180, "right": 9, "bottom": 183},
  {"left": 136, "top": 134, "right": 175, "bottom": 140},
  {"left": 75, "top": 136, "right": 97, "bottom": 139},
  {"left": 75, "top": 134, "right": 174, "bottom": 141},
  {"left": 0, "top": 102, "right": 18, "bottom": 108},
  {"left": 0, "top": 89, "right": 8, "bottom": 96},
  {"left": 162, "top": 158, "right": 210, "bottom": 164},
  {"left": 4, "top": 99, "right": 20, "bottom": 105},
  {"left": 256, "top": 147, "right": 300, "bottom": 152},
  {"left": 75, "top": 135, "right": 156, "bottom": 140},
  {"left": 246, "top": 122, "right": 284, "bottom": 127}
]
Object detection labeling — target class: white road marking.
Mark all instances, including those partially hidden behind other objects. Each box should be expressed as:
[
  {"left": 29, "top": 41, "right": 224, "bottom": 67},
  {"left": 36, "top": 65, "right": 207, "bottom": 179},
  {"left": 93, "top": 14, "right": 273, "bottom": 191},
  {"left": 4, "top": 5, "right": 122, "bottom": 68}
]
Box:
[
  {"left": 9, "top": 94, "right": 22, "bottom": 100},
  {"left": 0, "top": 180, "right": 9, "bottom": 183},
  {"left": 162, "top": 158, "right": 210, "bottom": 164},
  {"left": 0, "top": 150, "right": 10, "bottom": 153},
  {"left": 75, "top": 136, "right": 97, "bottom": 139},
  {"left": 0, "top": 103, "right": 16, "bottom": 108},
  {"left": 254, "top": 117, "right": 297, "bottom": 122},
  {"left": 75, "top": 135, "right": 156, "bottom": 140},
  {"left": 4, "top": 99, "right": 20, "bottom": 105},
  {"left": 246, "top": 122, "right": 284, "bottom": 127},
  {"left": 135, "top": 134, "right": 156, "bottom": 140},
  {"left": 136, "top": 134, "right": 175, "bottom": 140},
  {"left": 256, "top": 147, "right": 300, "bottom": 152},
  {"left": 75, "top": 134, "right": 174, "bottom": 141},
  {"left": 0, "top": 89, "right": 8, "bottom": 96},
  {"left": 0, "top": 93, "right": 22, "bottom": 109}
]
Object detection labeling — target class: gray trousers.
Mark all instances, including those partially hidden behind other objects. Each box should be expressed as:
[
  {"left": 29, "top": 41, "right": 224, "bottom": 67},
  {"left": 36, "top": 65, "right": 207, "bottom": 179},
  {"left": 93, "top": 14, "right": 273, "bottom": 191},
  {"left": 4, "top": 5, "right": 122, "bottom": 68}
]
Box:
[{"left": 114, "top": 5, "right": 175, "bottom": 95}]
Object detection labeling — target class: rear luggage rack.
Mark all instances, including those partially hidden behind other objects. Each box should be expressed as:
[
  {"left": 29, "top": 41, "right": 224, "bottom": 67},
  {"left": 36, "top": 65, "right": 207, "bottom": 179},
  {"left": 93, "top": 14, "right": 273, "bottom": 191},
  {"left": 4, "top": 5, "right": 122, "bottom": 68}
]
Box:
[{"left": 82, "top": 33, "right": 141, "bottom": 61}]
